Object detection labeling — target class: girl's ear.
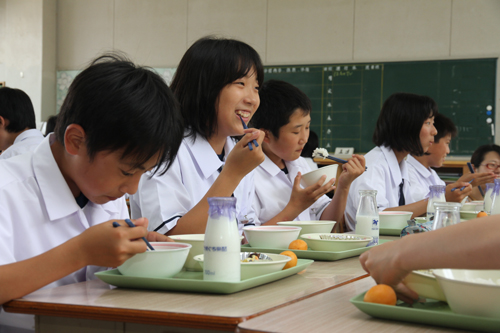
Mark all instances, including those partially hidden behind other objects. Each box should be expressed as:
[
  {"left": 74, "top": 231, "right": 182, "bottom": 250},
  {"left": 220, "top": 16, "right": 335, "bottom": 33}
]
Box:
[{"left": 64, "top": 124, "right": 86, "bottom": 156}]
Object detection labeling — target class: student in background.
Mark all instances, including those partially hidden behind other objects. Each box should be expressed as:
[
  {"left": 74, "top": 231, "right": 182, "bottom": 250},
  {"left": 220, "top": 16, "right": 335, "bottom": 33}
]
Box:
[
  {"left": 469, "top": 144, "right": 500, "bottom": 200},
  {"left": 407, "top": 113, "right": 479, "bottom": 202},
  {"left": 130, "top": 36, "right": 265, "bottom": 235},
  {"left": 301, "top": 129, "right": 319, "bottom": 170},
  {"left": 0, "top": 54, "right": 181, "bottom": 308},
  {"left": 44, "top": 114, "right": 58, "bottom": 136},
  {"left": 345, "top": 93, "right": 472, "bottom": 231},
  {"left": 250, "top": 80, "right": 365, "bottom": 231},
  {"left": 0, "top": 87, "right": 44, "bottom": 159}
]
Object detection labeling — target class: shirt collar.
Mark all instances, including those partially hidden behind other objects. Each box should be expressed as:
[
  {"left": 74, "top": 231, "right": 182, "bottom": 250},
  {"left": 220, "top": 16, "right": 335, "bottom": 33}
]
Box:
[
  {"left": 407, "top": 155, "right": 432, "bottom": 179},
  {"left": 13, "top": 129, "right": 44, "bottom": 144},
  {"left": 185, "top": 133, "right": 226, "bottom": 179},
  {"left": 379, "top": 145, "right": 410, "bottom": 186}
]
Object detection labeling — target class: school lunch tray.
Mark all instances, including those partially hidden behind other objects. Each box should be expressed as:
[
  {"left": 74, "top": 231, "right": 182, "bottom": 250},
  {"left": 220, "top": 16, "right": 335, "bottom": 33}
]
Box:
[
  {"left": 95, "top": 259, "right": 313, "bottom": 294},
  {"left": 379, "top": 227, "right": 403, "bottom": 236},
  {"left": 241, "top": 239, "right": 390, "bottom": 261},
  {"left": 350, "top": 292, "right": 500, "bottom": 332}
]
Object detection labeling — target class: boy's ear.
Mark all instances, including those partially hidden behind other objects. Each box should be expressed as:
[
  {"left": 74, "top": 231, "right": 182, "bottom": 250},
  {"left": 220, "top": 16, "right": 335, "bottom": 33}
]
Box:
[
  {"left": 0, "top": 116, "right": 9, "bottom": 129},
  {"left": 262, "top": 129, "right": 272, "bottom": 144},
  {"left": 64, "top": 124, "right": 86, "bottom": 156}
]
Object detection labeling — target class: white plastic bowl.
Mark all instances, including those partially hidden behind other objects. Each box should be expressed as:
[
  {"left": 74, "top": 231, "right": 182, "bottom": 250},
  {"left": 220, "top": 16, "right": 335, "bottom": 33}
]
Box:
[
  {"left": 378, "top": 211, "right": 413, "bottom": 229},
  {"left": 460, "top": 201, "right": 484, "bottom": 212},
  {"left": 433, "top": 269, "right": 500, "bottom": 318},
  {"left": 243, "top": 226, "right": 301, "bottom": 249},
  {"left": 403, "top": 270, "right": 447, "bottom": 302},
  {"left": 300, "top": 233, "right": 372, "bottom": 251},
  {"left": 117, "top": 242, "right": 191, "bottom": 278},
  {"left": 193, "top": 252, "right": 291, "bottom": 280},
  {"left": 169, "top": 234, "right": 243, "bottom": 272},
  {"left": 276, "top": 220, "right": 336, "bottom": 236},
  {"left": 300, "top": 164, "right": 339, "bottom": 187}
]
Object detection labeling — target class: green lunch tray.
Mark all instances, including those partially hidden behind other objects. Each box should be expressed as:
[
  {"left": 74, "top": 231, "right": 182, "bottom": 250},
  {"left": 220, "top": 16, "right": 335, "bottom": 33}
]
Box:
[
  {"left": 350, "top": 291, "right": 500, "bottom": 332},
  {"left": 95, "top": 259, "right": 313, "bottom": 294},
  {"left": 241, "top": 239, "right": 390, "bottom": 261}
]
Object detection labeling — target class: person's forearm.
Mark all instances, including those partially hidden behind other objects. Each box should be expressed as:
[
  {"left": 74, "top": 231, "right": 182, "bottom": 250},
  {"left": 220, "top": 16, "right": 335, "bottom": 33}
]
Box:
[
  {"left": 384, "top": 199, "right": 427, "bottom": 218},
  {"left": 0, "top": 238, "right": 85, "bottom": 305},
  {"left": 263, "top": 204, "right": 303, "bottom": 225},
  {"left": 167, "top": 170, "right": 242, "bottom": 235}
]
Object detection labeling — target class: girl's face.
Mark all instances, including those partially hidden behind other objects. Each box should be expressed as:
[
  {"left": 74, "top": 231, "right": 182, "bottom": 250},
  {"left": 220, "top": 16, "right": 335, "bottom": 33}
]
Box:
[
  {"left": 215, "top": 69, "right": 260, "bottom": 138},
  {"left": 419, "top": 116, "right": 437, "bottom": 153},
  {"left": 427, "top": 133, "right": 451, "bottom": 168},
  {"left": 477, "top": 151, "right": 500, "bottom": 176}
]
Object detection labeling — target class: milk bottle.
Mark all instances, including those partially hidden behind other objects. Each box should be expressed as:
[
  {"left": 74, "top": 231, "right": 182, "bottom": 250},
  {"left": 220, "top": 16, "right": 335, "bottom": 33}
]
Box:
[
  {"left": 489, "top": 179, "right": 500, "bottom": 216},
  {"left": 426, "top": 185, "right": 446, "bottom": 222},
  {"left": 355, "top": 190, "right": 379, "bottom": 245},
  {"left": 484, "top": 183, "right": 495, "bottom": 213},
  {"left": 203, "top": 197, "right": 241, "bottom": 282}
]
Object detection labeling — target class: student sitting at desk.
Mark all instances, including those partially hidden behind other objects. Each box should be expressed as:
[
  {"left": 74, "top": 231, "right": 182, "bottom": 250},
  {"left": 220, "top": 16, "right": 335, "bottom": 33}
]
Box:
[
  {"left": 407, "top": 113, "right": 480, "bottom": 202},
  {"left": 469, "top": 144, "right": 500, "bottom": 200},
  {"left": 250, "top": 80, "right": 365, "bottom": 231},
  {"left": 345, "top": 93, "right": 467, "bottom": 231},
  {"left": 0, "top": 87, "right": 44, "bottom": 159},
  {"left": 0, "top": 54, "right": 180, "bottom": 309}
]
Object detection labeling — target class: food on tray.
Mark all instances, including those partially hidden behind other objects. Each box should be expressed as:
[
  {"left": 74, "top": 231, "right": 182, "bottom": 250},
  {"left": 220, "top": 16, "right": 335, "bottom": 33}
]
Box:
[
  {"left": 312, "top": 147, "right": 329, "bottom": 159},
  {"left": 280, "top": 251, "right": 298, "bottom": 269},
  {"left": 363, "top": 284, "right": 397, "bottom": 306},
  {"left": 288, "top": 239, "right": 308, "bottom": 250},
  {"left": 241, "top": 253, "right": 271, "bottom": 262},
  {"left": 477, "top": 211, "right": 488, "bottom": 218}
]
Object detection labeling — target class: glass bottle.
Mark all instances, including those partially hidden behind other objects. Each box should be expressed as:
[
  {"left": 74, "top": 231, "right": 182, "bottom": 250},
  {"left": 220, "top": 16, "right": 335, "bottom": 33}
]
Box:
[
  {"left": 431, "top": 202, "right": 461, "bottom": 230},
  {"left": 483, "top": 182, "right": 495, "bottom": 214},
  {"left": 426, "top": 185, "right": 446, "bottom": 222},
  {"left": 355, "top": 190, "right": 379, "bottom": 245},
  {"left": 203, "top": 197, "right": 241, "bottom": 282},
  {"left": 489, "top": 179, "right": 500, "bottom": 215}
]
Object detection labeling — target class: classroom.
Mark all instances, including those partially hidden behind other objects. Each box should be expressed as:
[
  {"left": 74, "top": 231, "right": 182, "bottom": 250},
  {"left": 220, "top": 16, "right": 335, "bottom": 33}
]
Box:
[{"left": 1, "top": 0, "right": 500, "bottom": 332}]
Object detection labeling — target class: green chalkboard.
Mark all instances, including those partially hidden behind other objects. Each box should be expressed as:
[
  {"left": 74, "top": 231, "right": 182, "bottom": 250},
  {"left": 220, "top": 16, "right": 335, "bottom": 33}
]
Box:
[{"left": 263, "top": 58, "right": 496, "bottom": 154}]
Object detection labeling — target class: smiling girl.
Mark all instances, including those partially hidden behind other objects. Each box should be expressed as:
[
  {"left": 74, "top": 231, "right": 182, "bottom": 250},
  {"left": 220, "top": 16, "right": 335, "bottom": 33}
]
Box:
[
  {"left": 345, "top": 92, "right": 448, "bottom": 231},
  {"left": 129, "top": 36, "right": 265, "bottom": 235}
]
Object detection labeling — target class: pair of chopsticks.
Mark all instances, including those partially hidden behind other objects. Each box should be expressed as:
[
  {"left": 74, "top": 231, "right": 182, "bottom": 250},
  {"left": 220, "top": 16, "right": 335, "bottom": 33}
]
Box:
[
  {"left": 113, "top": 219, "right": 155, "bottom": 251},
  {"left": 239, "top": 116, "right": 259, "bottom": 151},
  {"left": 322, "top": 154, "right": 368, "bottom": 171},
  {"left": 467, "top": 162, "right": 485, "bottom": 197},
  {"left": 450, "top": 179, "right": 473, "bottom": 192}
]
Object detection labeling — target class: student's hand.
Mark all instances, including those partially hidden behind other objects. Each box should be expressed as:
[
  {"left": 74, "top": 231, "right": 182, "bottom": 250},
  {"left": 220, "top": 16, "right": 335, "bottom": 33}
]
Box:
[
  {"left": 360, "top": 241, "right": 419, "bottom": 303},
  {"left": 286, "top": 172, "right": 335, "bottom": 215},
  {"left": 224, "top": 129, "right": 265, "bottom": 180},
  {"left": 76, "top": 218, "right": 151, "bottom": 268},
  {"left": 445, "top": 181, "right": 473, "bottom": 202},
  {"left": 336, "top": 154, "right": 366, "bottom": 189},
  {"left": 146, "top": 231, "right": 174, "bottom": 242},
  {"left": 458, "top": 171, "right": 497, "bottom": 188}
]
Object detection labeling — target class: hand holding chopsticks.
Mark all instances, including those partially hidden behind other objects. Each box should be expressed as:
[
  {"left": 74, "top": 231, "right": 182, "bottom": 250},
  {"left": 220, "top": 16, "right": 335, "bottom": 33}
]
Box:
[
  {"left": 239, "top": 116, "right": 259, "bottom": 151},
  {"left": 113, "top": 219, "right": 155, "bottom": 251}
]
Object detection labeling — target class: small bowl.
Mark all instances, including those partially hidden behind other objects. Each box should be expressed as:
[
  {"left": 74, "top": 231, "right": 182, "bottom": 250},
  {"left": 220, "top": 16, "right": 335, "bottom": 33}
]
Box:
[
  {"left": 169, "top": 234, "right": 243, "bottom": 272},
  {"left": 378, "top": 211, "right": 413, "bottom": 229},
  {"left": 276, "top": 220, "right": 336, "bottom": 236},
  {"left": 243, "top": 226, "right": 301, "bottom": 249},
  {"left": 300, "top": 233, "right": 372, "bottom": 251},
  {"left": 193, "top": 252, "right": 291, "bottom": 280},
  {"left": 460, "top": 211, "right": 481, "bottom": 220},
  {"left": 117, "top": 242, "right": 192, "bottom": 278},
  {"left": 433, "top": 269, "right": 500, "bottom": 318},
  {"left": 460, "top": 201, "right": 484, "bottom": 212},
  {"left": 403, "top": 270, "right": 447, "bottom": 302},
  {"left": 300, "top": 164, "right": 339, "bottom": 187}
]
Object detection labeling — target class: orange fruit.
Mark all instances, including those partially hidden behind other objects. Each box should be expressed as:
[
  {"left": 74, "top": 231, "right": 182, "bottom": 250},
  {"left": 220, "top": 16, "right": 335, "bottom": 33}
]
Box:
[
  {"left": 363, "top": 284, "right": 397, "bottom": 306},
  {"left": 477, "top": 211, "right": 488, "bottom": 218},
  {"left": 288, "top": 239, "right": 308, "bottom": 251},
  {"left": 280, "top": 250, "right": 298, "bottom": 269}
]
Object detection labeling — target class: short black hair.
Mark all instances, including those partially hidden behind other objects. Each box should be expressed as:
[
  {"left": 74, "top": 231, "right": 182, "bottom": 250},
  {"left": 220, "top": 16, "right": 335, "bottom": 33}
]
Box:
[
  {"left": 251, "top": 80, "right": 311, "bottom": 138},
  {"left": 373, "top": 92, "right": 438, "bottom": 156},
  {"left": 55, "top": 53, "right": 183, "bottom": 175},
  {"left": 471, "top": 144, "right": 500, "bottom": 169},
  {"left": 44, "top": 115, "right": 58, "bottom": 136},
  {"left": 0, "top": 87, "right": 36, "bottom": 132},
  {"left": 434, "top": 113, "right": 457, "bottom": 143},
  {"left": 170, "top": 36, "right": 263, "bottom": 140}
]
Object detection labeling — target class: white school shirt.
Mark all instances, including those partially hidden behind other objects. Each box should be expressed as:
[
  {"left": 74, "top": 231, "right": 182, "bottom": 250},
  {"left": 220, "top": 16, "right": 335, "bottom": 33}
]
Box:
[
  {"left": 253, "top": 155, "right": 330, "bottom": 224},
  {"left": 407, "top": 155, "right": 445, "bottom": 201},
  {"left": 0, "top": 134, "right": 129, "bottom": 285},
  {"left": 0, "top": 128, "right": 44, "bottom": 160},
  {"left": 345, "top": 145, "right": 414, "bottom": 231},
  {"left": 129, "top": 133, "right": 258, "bottom": 234}
]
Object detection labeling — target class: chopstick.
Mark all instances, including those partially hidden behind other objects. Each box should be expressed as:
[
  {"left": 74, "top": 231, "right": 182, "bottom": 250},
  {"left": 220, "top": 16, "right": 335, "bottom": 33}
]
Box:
[
  {"left": 239, "top": 116, "right": 259, "bottom": 151},
  {"left": 325, "top": 155, "right": 368, "bottom": 171},
  {"left": 467, "top": 162, "right": 485, "bottom": 197},
  {"left": 451, "top": 179, "right": 473, "bottom": 192},
  {"left": 112, "top": 219, "right": 155, "bottom": 251}
]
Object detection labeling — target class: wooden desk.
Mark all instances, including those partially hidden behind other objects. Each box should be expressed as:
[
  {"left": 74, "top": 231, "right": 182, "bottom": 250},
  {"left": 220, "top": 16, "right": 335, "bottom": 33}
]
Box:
[
  {"left": 237, "top": 277, "right": 463, "bottom": 333},
  {"left": 4, "top": 258, "right": 370, "bottom": 332}
]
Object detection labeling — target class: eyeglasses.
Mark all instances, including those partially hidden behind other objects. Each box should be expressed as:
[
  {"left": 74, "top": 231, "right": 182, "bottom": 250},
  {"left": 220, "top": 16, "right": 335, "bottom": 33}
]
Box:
[{"left": 480, "top": 162, "right": 500, "bottom": 170}]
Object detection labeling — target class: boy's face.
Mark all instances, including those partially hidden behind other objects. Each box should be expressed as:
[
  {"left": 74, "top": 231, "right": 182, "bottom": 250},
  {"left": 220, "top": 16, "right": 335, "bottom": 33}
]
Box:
[
  {"left": 265, "top": 109, "right": 310, "bottom": 163},
  {"left": 427, "top": 133, "right": 451, "bottom": 168},
  {"left": 73, "top": 147, "right": 159, "bottom": 205}
]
